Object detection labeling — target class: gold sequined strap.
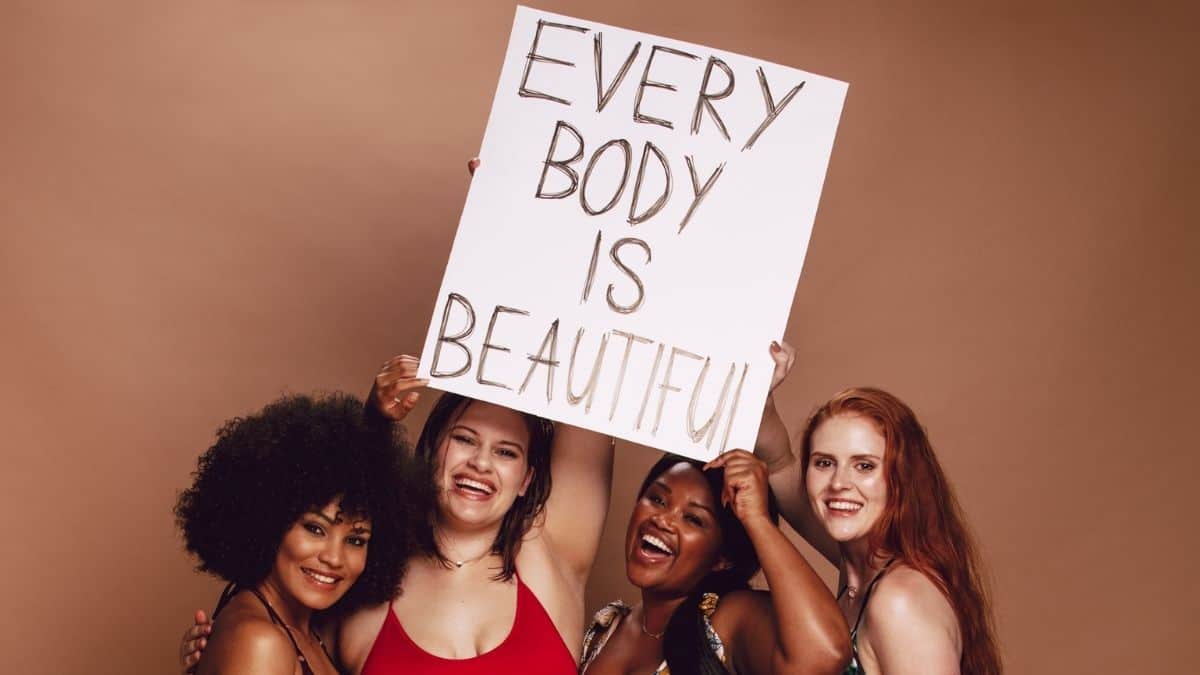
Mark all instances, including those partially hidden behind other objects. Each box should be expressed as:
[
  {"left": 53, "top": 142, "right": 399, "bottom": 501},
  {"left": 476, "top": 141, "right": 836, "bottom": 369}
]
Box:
[{"left": 699, "top": 592, "right": 720, "bottom": 618}]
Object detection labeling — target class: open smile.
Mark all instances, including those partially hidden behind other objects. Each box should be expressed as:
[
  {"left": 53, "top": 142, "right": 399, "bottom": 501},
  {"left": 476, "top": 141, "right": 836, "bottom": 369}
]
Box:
[
  {"left": 451, "top": 473, "right": 497, "bottom": 500},
  {"left": 300, "top": 567, "right": 343, "bottom": 588},
  {"left": 824, "top": 498, "right": 863, "bottom": 516},
  {"left": 632, "top": 526, "right": 676, "bottom": 564}
]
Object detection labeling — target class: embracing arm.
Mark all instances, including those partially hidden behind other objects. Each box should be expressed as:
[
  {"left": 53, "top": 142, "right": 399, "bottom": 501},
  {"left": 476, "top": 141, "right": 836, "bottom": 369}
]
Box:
[
  {"left": 710, "top": 451, "right": 849, "bottom": 675},
  {"left": 541, "top": 423, "right": 614, "bottom": 582}
]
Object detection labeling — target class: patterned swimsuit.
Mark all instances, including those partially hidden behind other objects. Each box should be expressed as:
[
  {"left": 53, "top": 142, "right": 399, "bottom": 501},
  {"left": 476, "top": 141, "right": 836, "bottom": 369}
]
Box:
[{"left": 578, "top": 593, "right": 727, "bottom": 674}]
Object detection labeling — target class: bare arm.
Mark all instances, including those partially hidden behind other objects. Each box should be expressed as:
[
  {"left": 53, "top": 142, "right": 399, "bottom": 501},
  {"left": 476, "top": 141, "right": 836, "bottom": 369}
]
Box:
[
  {"left": 754, "top": 341, "right": 796, "bottom": 473},
  {"left": 709, "top": 451, "right": 850, "bottom": 675},
  {"left": 198, "top": 620, "right": 296, "bottom": 675},
  {"left": 865, "top": 569, "right": 961, "bottom": 675},
  {"left": 753, "top": 341, "right": 840, "bottom": 565},
  {"left": 540, "top": 423, "right": 614, "bottom": 582}
]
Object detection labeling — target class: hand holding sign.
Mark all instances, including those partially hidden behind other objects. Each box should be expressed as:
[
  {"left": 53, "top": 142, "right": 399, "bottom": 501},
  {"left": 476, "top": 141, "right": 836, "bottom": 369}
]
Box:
[{"left": 419, "top": 6, "right": 846, "bottom": 461}]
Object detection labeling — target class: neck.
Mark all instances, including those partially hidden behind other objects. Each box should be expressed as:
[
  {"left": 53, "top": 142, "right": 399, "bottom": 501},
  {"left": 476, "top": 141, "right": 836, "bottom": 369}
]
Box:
[
  {"left": 638, "top": 589, "right": 690, "bottom": 637},
  {"left": 840, "top": 537, "right": 890, "bottom": 591},
  {"left": 433, "top": 520, "right": 500, "bottom": 566},
  {"left": 256, "top": 577, "right": 313, "bottom": 634}
]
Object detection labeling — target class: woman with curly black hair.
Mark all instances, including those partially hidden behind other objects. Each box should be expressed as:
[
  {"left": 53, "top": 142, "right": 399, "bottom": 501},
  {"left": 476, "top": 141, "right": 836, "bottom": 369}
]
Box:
[{"left": 175, "top": 393, "right": 426, "bottom": 675}]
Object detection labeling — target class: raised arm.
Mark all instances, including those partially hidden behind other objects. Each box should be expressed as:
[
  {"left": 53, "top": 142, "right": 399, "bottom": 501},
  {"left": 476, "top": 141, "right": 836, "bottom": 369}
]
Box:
[
  {"left": 540, "top": 423, "right": 614, "bottom": 582},
  {"left": 709, "top": 450, "right": 850, "bottom": 675},
  {"left": 754, "top": 341, "right": 841, "bottom": 564}
]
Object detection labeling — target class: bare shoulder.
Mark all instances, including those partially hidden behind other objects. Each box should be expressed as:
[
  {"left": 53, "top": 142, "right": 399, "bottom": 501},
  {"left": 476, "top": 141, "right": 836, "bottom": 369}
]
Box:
[
  {"left": 709, "top": 589, "right": 773, "bottom": 637},
  {"left": 861, "top": 565, "right": 961, "bottom": 673},
  {"left": 203, "top": 612, "right": 296, "bottom": 675},
  {"left": 868, "top": 565, "right": 957, "bottom": 633},
  {"left": 337, "top": 601, "right": 390, "bottom": 674}
]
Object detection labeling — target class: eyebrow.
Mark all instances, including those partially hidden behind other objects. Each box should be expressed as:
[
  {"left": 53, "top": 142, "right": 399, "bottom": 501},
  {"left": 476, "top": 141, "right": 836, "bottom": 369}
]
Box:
[
  {"left": 309, "top": 510, "right": 343, "bottom": 525},
  {"left": 810, "top": 452, "right": 882, "bottom": 462},
  {"left": 651, "top": 480, "right": 715, "bottom": 516},
  {"left": 450, "top": 424, "right": 527, "bottom": 453}
]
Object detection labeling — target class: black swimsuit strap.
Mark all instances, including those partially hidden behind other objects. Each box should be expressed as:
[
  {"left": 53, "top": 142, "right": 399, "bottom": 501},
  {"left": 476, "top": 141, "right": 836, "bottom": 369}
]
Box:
[
  {"left": 843, "top": 558, "right": 896, "bottom": 637},
  {"left": 213, "top": 583, "right": 330, "bottom": 675}
]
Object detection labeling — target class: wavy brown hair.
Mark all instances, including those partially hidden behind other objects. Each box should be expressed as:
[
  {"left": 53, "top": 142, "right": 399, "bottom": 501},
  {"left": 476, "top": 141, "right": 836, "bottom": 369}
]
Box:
[
  {"left": 800, "top": 387, "right": 1002, "bottom": 675},
  {"left": 412, "top": 392, "right": 554, "bottom": 582}
]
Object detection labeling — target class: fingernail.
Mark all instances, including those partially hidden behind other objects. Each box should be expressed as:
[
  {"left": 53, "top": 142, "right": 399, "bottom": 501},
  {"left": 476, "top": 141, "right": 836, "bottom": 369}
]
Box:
[{"left": 770, "top": 341, "right": 780, "bottom": 352}]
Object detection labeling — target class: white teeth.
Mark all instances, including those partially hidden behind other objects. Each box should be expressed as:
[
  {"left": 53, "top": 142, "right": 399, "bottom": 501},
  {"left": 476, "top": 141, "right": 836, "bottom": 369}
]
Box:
[
  {"left": 641, "top": 534, "right": 673, "bottom": 555},
  {"left": 827, "top": 500, "right": 862, "bottom": 512},
  {"left": 304, "top": 569, "right": 337, "bottom": 584},
  {"left": 456, "top": 478, "right": 495, "bottom": 494}
]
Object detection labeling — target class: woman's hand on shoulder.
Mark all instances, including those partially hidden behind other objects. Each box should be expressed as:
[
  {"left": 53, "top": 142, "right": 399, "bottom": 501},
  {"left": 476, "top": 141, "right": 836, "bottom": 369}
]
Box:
[
  {"left": 179, "top": 610, "right": 211, "bottom": 673},
  {"left": 866, "top": 566, "right": 961, "bottom": 675},
  {"left": 368, "top": 355, "right": 428, "bottom": 422}
]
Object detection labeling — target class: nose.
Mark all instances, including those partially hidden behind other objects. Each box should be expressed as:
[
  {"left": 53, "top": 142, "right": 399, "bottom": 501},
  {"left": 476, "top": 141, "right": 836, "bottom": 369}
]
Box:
[
  {"left": 650, "top": 509, "right": 677, "bottom": 533},
  {"left": 830, "top": 463, "right": 853, "bottom": 491},
  {"left": 466, "top": 443, "right": 493, "bottom": 471},
  {"left": 317, "top": 538, "right": 344, "bottom": 569}
]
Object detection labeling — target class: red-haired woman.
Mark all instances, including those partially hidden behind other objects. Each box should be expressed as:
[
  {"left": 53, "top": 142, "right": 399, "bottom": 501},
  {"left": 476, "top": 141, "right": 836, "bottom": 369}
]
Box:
[{"left": 763, "top": 388, "right": 1001, "bottom": 675}]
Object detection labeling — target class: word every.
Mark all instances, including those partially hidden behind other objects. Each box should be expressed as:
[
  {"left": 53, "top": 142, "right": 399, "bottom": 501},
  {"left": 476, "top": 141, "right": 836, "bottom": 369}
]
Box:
[{"left": 519, "top": 20, "right": 805, "bottom": 151}]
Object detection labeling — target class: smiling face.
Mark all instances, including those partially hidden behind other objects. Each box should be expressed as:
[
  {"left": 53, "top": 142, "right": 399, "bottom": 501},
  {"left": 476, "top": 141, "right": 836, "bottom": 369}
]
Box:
[
  {"left": 264, "top": 499, "right": 370, "bottom": 611},
  {"left": 624, "top": 462, "right": 726, "bottom": 596},
  {"left": 805, "top": 414, "right": 888, "bottom": 544},
  {"left": 433, "top": 401, "right": 532, "bottom": 532}
]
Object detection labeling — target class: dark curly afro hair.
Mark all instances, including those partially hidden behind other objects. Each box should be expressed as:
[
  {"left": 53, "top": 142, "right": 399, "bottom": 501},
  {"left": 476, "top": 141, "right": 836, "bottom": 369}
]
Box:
[{"left": 175, "top": 393, "right": 429, "bottom": 614}]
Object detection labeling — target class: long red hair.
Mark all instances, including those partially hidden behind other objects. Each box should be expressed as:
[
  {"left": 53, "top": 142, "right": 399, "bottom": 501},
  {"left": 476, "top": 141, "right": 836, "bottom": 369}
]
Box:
[{"left": 800, "top": 388, "right": 1002, "bottom": 674}]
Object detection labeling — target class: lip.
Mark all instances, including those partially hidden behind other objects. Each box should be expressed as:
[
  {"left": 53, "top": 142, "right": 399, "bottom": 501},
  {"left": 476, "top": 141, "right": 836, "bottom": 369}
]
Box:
[
  {"left": 450, "top": 472, "right": 497, "bottom": 500},
  {"left": 300, "top": 566, "right": 343, "bottom": 589},
  {"left": 630, "top": 523, "right": 676, "bottom": 565},
  {"left": 823, "top": 498, "right": 864, "bottom": 517}
]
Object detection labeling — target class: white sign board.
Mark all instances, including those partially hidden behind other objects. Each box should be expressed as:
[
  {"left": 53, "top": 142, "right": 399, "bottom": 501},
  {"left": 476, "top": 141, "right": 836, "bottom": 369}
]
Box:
[{"left": 419, "top": 6, "right": 847, "bottom": 461}]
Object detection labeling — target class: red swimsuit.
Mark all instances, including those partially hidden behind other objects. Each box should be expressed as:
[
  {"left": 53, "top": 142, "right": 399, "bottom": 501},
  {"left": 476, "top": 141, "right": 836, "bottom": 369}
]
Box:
[{"left": 361, "top": 575, "right": 576, "bottom": 674}]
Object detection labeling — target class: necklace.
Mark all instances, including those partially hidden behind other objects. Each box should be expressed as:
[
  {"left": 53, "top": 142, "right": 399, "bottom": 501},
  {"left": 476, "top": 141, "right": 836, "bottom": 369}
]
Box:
[
  {"left": 640, "top": 612, "right": 665, "bottom": 640},
  {"left": 448, "top": 548, "right": 492, "bottom": 569}
]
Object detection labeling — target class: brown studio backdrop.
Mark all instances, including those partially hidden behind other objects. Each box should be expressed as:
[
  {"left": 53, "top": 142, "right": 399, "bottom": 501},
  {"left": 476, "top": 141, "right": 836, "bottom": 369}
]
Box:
[{"left": 1, "top": 1, "right": 1195, "bottom": 673}]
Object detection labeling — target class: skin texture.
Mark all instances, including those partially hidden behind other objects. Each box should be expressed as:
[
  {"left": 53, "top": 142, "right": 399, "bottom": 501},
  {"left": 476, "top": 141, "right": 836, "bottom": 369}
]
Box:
[{"left": 197, "top": 501, "right": 369, "bottom": 675}]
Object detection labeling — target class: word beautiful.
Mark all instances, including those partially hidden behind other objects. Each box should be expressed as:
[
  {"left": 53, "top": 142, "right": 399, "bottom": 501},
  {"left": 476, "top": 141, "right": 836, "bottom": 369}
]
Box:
[
  {"left": 430, "top": 292, "right": 751, "bottom": 452},
  {"left": 522, "top": 19, "right": 806, "bottom": 234}
]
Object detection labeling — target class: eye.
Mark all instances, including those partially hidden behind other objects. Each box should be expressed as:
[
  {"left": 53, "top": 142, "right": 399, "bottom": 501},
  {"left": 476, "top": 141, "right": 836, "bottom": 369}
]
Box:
[
  {"left": 452, "top": 433, "right": 478, "bottom": 446},
  {"left": 812, "top": 457, "right": 833, "bottom": 469},
  {"left": 685, "top": 513, "right": 706, "bottom": 527},
  {"left": 303, "top": 522, "right": 325, "bottom": 536},
  {"left": 347, "top": 535, "right": 369, "bottom": 548},
  {"left": 644, "top": 492, "right": 665, "bottom": 507},
  {"left": 495, "top": 446, "right": 520, "bottom": 459},
  {"left": 855, "top": 462, "right": 876, "bottom": 472}
]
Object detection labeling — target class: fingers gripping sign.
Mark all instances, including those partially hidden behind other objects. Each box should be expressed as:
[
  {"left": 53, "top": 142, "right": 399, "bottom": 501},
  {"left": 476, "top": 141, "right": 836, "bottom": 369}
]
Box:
[
  {"left": 370, "top": 355, "right": 429, "bottom": 422},
  {"left": 768, "top": 339, "right": 795, "bottom": 393},
  {"left": 705, "top": 449, "right": 771, "bottom": 524}
]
